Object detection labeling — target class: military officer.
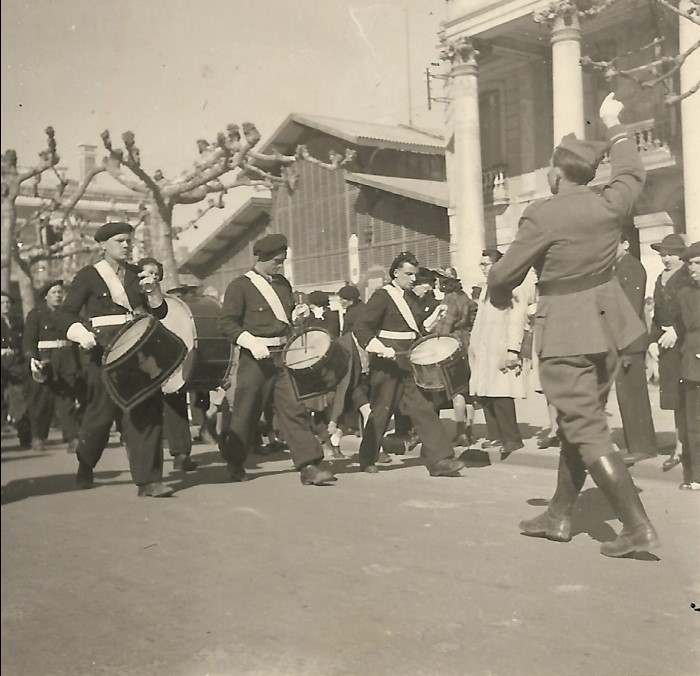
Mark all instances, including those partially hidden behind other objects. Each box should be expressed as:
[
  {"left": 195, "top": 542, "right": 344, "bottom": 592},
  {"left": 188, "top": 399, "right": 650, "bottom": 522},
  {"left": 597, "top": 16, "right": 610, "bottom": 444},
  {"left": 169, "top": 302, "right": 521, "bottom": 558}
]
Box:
[
  {"left": 488, "top": 93, "right": 659, "bottom": 557},
  {"left": 22, "top": 280, "right": 81, "bottom": 453},
  {"left": 352, "top": 251, "right": 464, "bottom": 476},
  {"left": 56, "top": 221, "right": 174, "bottom": 497},
  {"left": 218, "top": 233, "right": 336, "bottom": 486}
]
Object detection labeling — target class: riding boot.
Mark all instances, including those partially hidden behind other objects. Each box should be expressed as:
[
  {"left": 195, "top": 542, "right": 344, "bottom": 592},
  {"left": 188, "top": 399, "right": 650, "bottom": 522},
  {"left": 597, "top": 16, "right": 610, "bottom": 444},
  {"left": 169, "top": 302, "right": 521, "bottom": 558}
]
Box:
[
  {"left": 587, "top": 453, "right": 660, "bottom": 557},
  {"left": 520, "top": 448, "right": 587, "bottom": 542}
]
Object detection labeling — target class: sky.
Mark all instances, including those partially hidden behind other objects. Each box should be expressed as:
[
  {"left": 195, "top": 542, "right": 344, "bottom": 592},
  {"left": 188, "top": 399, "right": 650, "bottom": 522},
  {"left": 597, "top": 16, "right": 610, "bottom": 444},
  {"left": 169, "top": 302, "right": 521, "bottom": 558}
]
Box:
[{"left": 2, "top": 0, "right": 447, "bottom": 177}]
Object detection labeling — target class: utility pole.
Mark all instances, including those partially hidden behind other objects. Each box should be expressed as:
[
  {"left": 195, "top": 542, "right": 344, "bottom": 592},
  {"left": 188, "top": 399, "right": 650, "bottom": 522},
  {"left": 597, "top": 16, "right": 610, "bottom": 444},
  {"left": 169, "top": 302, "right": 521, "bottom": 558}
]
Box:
[{"left": 405, "top": 7, "right": 413, "bottom": 127}]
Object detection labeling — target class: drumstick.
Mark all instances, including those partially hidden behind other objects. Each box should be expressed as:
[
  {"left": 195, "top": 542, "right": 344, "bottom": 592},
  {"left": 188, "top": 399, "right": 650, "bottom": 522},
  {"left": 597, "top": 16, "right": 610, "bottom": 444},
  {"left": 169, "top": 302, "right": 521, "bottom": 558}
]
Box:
[{"left": 286, "top": 355, "right": 319, "bottom": 366}]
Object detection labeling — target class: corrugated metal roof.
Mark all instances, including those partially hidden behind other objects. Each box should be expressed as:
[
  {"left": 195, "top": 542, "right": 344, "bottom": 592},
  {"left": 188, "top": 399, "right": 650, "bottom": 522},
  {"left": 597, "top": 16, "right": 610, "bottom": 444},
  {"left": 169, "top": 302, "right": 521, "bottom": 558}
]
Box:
[
  {"left": 345, "top": 172, "right": 448, "bottom": 208},
  {"left": 259, "top": 113, "right": 445, "bottom": 155}
]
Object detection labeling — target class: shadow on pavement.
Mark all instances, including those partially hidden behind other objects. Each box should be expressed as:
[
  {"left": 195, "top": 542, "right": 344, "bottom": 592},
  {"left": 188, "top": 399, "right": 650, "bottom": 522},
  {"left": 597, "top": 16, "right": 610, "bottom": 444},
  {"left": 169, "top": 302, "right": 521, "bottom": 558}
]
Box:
[{"left": 1, "top": 471, "right": 128, "bottom": 505}]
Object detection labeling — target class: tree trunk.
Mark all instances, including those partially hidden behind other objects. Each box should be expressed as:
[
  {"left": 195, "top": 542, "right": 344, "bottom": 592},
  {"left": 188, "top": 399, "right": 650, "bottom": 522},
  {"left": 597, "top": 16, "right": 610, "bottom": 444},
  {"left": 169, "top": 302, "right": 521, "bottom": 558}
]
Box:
[
  {"left": 1, "top": 195, "right": 16, "bottom": 294},
  {"left": 149, "top": 204, "right": 179, "bottom": 292},
  {"left": 13, "top": 257, "right": 36, "bottom": 318}
]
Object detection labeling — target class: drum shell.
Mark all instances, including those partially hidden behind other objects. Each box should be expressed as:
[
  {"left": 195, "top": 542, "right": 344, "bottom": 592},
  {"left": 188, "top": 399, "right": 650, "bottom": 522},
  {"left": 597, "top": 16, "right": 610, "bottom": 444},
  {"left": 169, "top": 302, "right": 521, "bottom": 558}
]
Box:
[
  {"left": 409, "top": 334, "right": 470, "bottom": 399},
  {"left": 102, "top": 315, "right": 188, "bottom": 410}
]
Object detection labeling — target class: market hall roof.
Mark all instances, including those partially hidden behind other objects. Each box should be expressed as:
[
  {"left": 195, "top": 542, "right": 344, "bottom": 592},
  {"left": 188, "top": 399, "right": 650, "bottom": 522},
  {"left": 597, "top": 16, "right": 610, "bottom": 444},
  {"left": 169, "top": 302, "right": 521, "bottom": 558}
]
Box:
[{"left": 345, "top": 172, "right": 448, "bottom": 208}]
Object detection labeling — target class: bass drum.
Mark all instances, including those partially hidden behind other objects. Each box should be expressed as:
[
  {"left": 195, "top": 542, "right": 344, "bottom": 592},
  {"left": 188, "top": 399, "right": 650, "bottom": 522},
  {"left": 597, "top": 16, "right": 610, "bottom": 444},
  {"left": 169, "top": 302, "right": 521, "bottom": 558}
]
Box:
[{"left": 160, "top": 294, "right": 234, "bottom": 393}]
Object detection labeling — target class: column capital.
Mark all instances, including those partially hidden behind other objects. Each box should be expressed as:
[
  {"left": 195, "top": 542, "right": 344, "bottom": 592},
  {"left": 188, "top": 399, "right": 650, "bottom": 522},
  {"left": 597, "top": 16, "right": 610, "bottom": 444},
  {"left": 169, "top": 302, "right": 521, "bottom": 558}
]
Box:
[{"left": 439, "top": 36, "right": 480, "bottom": 69}]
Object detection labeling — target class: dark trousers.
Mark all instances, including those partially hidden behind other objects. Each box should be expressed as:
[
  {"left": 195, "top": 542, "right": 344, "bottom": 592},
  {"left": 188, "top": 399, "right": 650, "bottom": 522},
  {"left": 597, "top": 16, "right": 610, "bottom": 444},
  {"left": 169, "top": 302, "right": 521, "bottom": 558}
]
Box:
[
  {"left": 76, "top": 349, "right": 164, "bottom": 486},
  {"left": 678, "top": 381, "right": 700, "bottom": 483},
  {"left": 163, "top": 388, "right": 192, "bottom": 457},
  {"left": 222, "top": 351, "right": 323, "bottom": 470},
  {"left": 28, "top": 375, "right": 80, "bottom": 442},
  {"left": 359, "top": 360, "right": 453, "bottom": 469},
  {"left": 480, "top": 396, "right": 522, "bottom": 446},
  {"left": 615, "top": 352, "right": 657, "bottom": 456}
]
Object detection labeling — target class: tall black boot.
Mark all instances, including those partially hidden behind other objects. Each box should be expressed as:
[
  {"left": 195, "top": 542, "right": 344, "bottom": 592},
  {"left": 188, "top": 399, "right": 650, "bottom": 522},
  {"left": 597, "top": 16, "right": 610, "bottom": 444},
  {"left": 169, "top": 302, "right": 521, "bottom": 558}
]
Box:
[
  {"left": 520, "top": 448, "right": 587, "bottom": 542},
  {"left": 587, "top": 453, "right": 660, "bottom": 557}
]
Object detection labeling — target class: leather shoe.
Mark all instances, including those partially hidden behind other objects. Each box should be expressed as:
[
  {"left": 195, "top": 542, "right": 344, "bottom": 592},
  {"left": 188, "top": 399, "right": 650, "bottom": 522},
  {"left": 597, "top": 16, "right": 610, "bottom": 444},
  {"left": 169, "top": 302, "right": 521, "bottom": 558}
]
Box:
[
  {"left": 481, "top": 439, "right": 502, "bottom": 450},
  {"left": 600, "top": 523, "right": 660, "bottom": 557},
  {"left": 76, "top": 462, "right": 94, "bottom": 489},
  {"left": 454, "top": 433, "right": 472, "bottom": 448},
  {"left": 137, "top": 482, "right": 174, "bottom": 498},
  {"left": 32, "top": 439, "right": 45, "bottom": 452},
  {"left": 361, "top": 464, "right": 379, "bottom": 474},
  {"left": 227, "top": 464, "right": 248, "bottom": 482},
  {"left": 377, "top": 450, "right": 392, "bottom": 464},
  {"left": 537, "top": 436, "right": 559, "bottom": 449},
  {"left": 428, "top": 457, "right": 466, "bottom": 477},
  {"left": 662, "top": 455, "right": 681, "bottom": 471},
  {"left": 519, "top": 509, "right": 572, "bottom": 542},
  {"left": 299, "top": 464, "right": 336, "bottom": 485},
  {"left": 173, "top": 454, "right": 198, "bottom": 471}
]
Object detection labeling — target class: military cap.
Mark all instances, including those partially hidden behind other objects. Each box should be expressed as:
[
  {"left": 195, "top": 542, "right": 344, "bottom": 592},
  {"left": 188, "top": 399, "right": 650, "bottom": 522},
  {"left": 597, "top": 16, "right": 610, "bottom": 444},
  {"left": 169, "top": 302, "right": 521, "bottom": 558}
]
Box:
[
  {"left": 338, "top": 284, "right": 360, "bottom": 301},
  {"left": 40, "top": 279, "right": 63, "bottom": 298},
  {"left": 94, "top": 221, "right": 134, "bottom": 242},
  {"left": 650, "top": 233, "right": 687, "bottom": 255},
  {"left": 415, "top": 267, "right": 437, "bottom": 286},
  {"left": 556, "top": 133, "right": 608, "bottom": 168},
  {"left": 680, "top": 241, "right": 700, "bottom": 262},
  {"left": 307, "top": 290, "right": 330, "bottom": 307},
  {"left": 253, "top": 233, "right": 288, "bottom": 261}
]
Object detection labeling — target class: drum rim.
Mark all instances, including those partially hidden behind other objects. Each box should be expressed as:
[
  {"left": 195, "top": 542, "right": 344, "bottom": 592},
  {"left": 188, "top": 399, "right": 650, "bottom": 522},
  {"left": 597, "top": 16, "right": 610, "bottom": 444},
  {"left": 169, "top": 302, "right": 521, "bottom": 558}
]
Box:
[
  {"left": 283, "top": 326, "right": 332, "bottom": 372},
  {"left": 409, "top": 333, "right": 461, "bottom": 367},
  {"left": 102, "top": 315, "right": 158, "bottom": 368}
]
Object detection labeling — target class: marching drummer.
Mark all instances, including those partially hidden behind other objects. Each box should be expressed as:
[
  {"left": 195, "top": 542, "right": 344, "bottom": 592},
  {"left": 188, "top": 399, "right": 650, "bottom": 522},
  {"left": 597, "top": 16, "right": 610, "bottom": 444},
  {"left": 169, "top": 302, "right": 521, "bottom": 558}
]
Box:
[
  {"left": 218, "top": 233, "right": 338, "bottom": 486},
  {"left": 56, "top": 221, "right": 174, "bottom": 498},
  {"left": 352, "top": 251, "right": 466, "bottom": 477}
]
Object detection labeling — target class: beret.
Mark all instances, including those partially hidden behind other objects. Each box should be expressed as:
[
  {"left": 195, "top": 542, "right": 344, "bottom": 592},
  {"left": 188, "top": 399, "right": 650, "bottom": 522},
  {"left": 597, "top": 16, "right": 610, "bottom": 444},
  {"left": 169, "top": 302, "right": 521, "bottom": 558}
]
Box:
[
  {"left": 307, "top": 290, "right": 330, "bottom": 307},
  {"left": 253, "top": 233, "right": 288, "bottom": 261},
  {"left": 650, "top": 233, "right": 687, "bottom": 255},
  {"left": 389, "top": 250, "right": 418, "bottom": 279},
  {"left": 338, "top": 284, "right": 360, "bottom": 301},
  {"left": 680, "top": 241, "right": 700, "bottom": 262},
  {"left": 40, "top": 279, "right": 63, "bottom": 298},
  {"left": 94, "top": 221, "right": 133, "bottom": 243},
  {"left": 556, "top": 133, "right": 608, "bottom": 168}
]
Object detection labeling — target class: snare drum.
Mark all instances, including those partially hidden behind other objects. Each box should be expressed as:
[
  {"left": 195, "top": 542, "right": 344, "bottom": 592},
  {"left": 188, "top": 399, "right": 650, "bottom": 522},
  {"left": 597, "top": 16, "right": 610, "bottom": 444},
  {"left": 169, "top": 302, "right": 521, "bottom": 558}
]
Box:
[
  {"left": 283, "top": 328, "right": 349, "bottom": 401},
  {"left": 409, "top": 334, "right": 469, "bottom": 399},
  {"left": 159, "top": 294, "right": 235, "bottom": 393},
  {"left": 102, "top": 315, "right": 188, "bottom": 410}
]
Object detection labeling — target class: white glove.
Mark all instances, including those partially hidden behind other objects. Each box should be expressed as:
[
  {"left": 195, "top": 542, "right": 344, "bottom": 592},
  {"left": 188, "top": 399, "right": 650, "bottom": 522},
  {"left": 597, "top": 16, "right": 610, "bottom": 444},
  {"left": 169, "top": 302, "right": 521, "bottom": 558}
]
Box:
[
  {"left": 658, "top": 325, "right": 677, "bottom": 350},
  {"left": 236, "top": 331, "right": 270, "bottom": 360},
  {"left": 424, "top": 304, "right": 448, "bottom": 332},
  {"left": 599, "top": 92, "right": 623, "bottom": 128},
  {"left": 30, "top": 358, "right": 43, "bottom": 374},
  {"left": 366, "top": 336, "right": 396, "bottom": 359},
  {"left": 292, "top": 303, "right": 310, "bottom": 322},
  {"left": 66, "top": 322, "right": 97, "bottom": 350}
]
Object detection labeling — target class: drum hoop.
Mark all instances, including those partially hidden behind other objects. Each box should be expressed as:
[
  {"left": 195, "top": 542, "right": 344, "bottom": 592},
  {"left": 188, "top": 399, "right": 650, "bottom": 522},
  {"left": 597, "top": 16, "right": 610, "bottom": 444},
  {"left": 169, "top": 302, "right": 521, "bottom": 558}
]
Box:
[
  {"left": 410, "top": 333, "right": 461, "bottom": 367},
  {"left": 283, "top": 327, "right": 332, "bottom": 372},
  {"left": 102, "top": 315, "right": 157, "bottom": 368}
]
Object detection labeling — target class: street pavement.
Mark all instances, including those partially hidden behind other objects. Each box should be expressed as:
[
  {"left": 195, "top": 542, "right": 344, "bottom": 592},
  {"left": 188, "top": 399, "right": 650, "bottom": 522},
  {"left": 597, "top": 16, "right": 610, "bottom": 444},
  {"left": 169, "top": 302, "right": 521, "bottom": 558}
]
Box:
[{"left": 2, "top": 386, "right": 699, "bottom": 676}]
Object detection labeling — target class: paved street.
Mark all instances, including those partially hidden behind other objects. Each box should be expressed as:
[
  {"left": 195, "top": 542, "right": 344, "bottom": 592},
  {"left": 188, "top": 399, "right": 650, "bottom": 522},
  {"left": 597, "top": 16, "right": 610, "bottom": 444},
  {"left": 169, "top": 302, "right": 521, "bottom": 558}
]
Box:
[{"left": 2, "top": 393, "right": 699, "bottom": 676}]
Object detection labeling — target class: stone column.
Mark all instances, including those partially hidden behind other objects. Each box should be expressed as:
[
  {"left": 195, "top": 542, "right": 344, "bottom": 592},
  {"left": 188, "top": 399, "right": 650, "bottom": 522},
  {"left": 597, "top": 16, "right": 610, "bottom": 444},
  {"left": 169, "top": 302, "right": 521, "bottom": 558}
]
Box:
[
  {"left": 679, "top": 0, "right": 700, "bottom": 241},
  {"left": 442, "top": 36, "right": 485, "bottom": 290}
]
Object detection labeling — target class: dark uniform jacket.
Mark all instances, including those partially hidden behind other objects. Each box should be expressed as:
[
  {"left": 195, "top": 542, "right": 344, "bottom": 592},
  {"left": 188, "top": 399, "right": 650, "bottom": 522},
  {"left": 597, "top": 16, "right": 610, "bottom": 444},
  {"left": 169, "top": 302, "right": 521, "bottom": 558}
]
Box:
[
  {"left": 1, "top": 315, "right": 25, "bottom": 381},
  {"left": 306, "top": 309, "right": 341, "bottom": 338},
  {"left": 219, "top": 271, "right": 294, "bottom": 345},
  {"left": 671, "top": 279, "right": 700, "bottom": 383},
  {"left": 22, "top": 304, "right": 80, "bottom": 380},
  {"left": 613, "top": 252, "right": 649, "bottom": 355},
  {"left": 488, "top": 125, "right": 646, "bottom": 358},
  {"left": 342, "top": 300, "right": 366, "bottom": 335}
]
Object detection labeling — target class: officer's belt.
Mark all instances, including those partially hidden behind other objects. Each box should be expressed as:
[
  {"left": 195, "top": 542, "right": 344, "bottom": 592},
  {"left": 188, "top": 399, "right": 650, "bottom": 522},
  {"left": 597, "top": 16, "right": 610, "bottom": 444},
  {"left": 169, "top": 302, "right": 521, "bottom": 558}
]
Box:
[
  {"left": 378, "top": 330, "right": 417, "bottom": 340},
  {"left": 90, "top": 314, "right": 134, "bottom": 328},
  {"left": 537, "top": 268, "right": 613, "bottom": 297},
  {"left": 254, "top": 335, "right": 286, "bottom": 347},
  {"left": 37, "top": 340, "right": 71, "bottom": 349}
]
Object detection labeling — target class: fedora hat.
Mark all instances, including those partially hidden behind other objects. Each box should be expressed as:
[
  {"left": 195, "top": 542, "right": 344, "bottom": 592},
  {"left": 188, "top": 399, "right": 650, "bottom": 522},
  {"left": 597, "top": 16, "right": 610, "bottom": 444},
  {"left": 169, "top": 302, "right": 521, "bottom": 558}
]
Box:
[{"left": 650, "top": 234, "right": 687, "bottom": 255}]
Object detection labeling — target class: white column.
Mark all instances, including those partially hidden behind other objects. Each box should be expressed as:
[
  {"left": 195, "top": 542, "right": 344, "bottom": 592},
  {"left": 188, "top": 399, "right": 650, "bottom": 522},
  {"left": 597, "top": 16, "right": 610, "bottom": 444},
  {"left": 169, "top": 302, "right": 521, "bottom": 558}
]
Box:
[
  {"left": 445, "top": 38, "right": 485, "bottom": 290},
  {"left": 551, "top": 13, "right": 585, "bottom": 143},
  {"left": 680, "top": 0, "right": 700, "bottom": 242}
]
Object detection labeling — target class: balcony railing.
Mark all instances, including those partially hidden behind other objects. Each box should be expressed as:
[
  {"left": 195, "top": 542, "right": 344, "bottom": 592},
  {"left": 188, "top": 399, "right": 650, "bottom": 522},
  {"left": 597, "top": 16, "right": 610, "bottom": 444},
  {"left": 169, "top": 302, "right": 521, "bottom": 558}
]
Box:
[
  {"left": 482, "top": 164, "right": 508, "bottom": 205},
  {"left": 600, "top": 118, "right": 674, "bottom": 168}
]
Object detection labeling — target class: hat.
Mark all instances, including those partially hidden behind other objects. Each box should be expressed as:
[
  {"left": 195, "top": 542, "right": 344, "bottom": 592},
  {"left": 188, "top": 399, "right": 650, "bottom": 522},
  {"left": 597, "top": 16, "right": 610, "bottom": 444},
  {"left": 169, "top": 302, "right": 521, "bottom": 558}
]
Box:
[
  {"left": 415, "top": 267, "right": 437, "bottom": 285},
  {"left": 253, "top": 233, "right": 287, "bottom": 261},
  {"left": 40, "top": 280, "right": 63, "bottom": 298},
  {"left": 435, "top": 266, "right": 458, "bottom": 279},
  {"left": 389, "top": 251, "right": 418, "bottom": 279},
  {"left": 307, "top": 290, "right": 330, "bottom": 307},
  {"left": 94, "top": 221, "right": 133, "bottom": 243},
  {"left": 650, "top": 234, "right": 687, "bottom": 255},
  {"left": 680, "top": 241, "right": 700, "bottom": 262},
  {"left": 556, "top": 133, "right": 608, "bottom": 168},
  {"left": 338, "top": 284, "right": 360, "bottom": 301}
]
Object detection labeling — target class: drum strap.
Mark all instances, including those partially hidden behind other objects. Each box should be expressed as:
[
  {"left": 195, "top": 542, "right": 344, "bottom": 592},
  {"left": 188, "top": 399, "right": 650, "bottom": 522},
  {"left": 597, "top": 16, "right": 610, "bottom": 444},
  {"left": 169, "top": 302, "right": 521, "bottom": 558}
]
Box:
[
  {"left": 93, "top": 260, "right": 133, "bottom": 312},
  {"left": 382, "top": 284, "right": 420, "bottom": 334},
  {"left": 244, "top": 271, "right": 290, "bottom": 325}
]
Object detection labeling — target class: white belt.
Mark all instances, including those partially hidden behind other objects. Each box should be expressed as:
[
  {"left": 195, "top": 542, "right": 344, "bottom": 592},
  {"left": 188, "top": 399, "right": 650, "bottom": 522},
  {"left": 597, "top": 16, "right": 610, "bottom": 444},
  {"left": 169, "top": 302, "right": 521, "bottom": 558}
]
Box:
[
  {"left": 255, "top": 335, "right": 286, "bottom": 347},
  {"left": 378, "top": 330, "right": 416, "bottom": 340},
  {"left": 90, "top": 314, "right": 133, "bottom": 328},
  {"left": 37, "top": 340, "right": 71, "bottom": 349}
]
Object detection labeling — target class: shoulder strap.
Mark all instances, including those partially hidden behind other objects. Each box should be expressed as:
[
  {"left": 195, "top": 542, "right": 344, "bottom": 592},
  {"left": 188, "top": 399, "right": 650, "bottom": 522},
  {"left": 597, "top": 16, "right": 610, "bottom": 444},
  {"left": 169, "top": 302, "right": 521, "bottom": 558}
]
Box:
[
  {"left": 244, "top": 270, "right": 290, "bottom": 325},
  {"left": 382, "top": 284, "right": 420, "bottom": 333},
  {"left": 93, "top": 260, "right": 133, "bottom": 312}
]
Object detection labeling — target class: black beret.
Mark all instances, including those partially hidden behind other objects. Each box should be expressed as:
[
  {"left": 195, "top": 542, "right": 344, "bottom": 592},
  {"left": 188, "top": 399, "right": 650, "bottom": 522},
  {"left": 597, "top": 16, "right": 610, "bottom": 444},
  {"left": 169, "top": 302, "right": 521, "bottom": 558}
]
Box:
[
  {"left": 389, "top": 250, "right": 418, "bottom": 279},
  {"left": 307, "top": 290, "right": 330, "bottom": 307},
  {"left": 253, "top": 233, "right": 288, "bottom": 261},
  {"left": 338, "top": 284, "right": 360, "bottom": 301},
  {"left": 94, "top": 221, "right": 134, "bottom": 243},
  {"left": 40, "top": 280, "right": 63, "bottom": 298},
  {"left": 556, "top": 133, "right": 608, "bottom": 168},
  {"left": 680, "top": 241, "right": 700, "bottom": 262}
]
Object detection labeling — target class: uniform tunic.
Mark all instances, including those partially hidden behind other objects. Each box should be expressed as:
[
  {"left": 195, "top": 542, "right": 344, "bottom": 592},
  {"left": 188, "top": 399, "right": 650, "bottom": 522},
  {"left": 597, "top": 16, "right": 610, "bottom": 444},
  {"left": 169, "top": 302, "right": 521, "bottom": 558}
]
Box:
[
  {"left": 488, "top": 124, "right": 646, "bottom": 466},
  {"left": 22, "top": 303, "right": 81, "bottom": 442},
  {"left": 55, "top": 263, "right": 167, "bottom": 486},
  {"left": 353, "top": 285, "right": 454, "bottom": 469},
  {"left": 218, "top": 270, "right": 324, "bottom": 470},
  {"left": 1, "top": 313, "right": 30, "bottom": 443}
]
